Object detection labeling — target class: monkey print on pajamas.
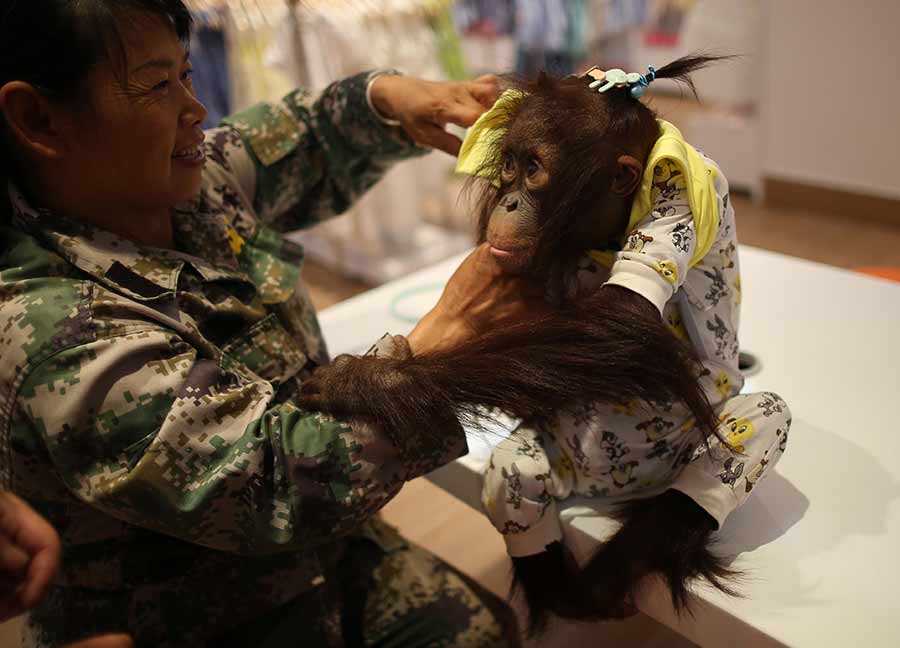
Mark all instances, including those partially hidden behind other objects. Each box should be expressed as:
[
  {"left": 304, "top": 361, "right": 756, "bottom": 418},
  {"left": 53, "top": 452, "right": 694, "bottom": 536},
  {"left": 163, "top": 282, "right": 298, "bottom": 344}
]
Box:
[{"left": 483, "top": 157, "right": 791, "bottom": 558}]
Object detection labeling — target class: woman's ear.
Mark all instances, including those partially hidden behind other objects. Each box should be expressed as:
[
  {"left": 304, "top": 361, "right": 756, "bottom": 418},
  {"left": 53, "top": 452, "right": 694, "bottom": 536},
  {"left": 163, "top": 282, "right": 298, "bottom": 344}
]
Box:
[
  {"left": 612, "top": 155, "right": 643, "bottom": 197},
  {"left": 0, "top": 82, "right": 67, "bottom": 162}
]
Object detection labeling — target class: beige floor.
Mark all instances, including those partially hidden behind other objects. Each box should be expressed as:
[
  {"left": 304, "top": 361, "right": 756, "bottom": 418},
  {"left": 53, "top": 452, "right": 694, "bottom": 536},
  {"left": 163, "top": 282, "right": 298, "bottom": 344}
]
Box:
[{"left": 3, "top": 200, "right": 898, "bottom": 646}]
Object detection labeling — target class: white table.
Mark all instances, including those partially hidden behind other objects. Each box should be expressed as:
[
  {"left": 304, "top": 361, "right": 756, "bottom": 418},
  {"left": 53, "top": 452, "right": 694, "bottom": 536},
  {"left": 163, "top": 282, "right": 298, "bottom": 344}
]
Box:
[{"left": 319, "top": 247, "right": 900, "bottom": 647}]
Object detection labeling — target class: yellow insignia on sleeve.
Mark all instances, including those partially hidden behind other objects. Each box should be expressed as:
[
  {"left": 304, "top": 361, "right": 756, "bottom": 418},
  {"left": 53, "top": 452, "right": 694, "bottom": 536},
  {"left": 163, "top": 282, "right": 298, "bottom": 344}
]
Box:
[{"left": 227, "top": 228, "right": 245, "bottom": 256}]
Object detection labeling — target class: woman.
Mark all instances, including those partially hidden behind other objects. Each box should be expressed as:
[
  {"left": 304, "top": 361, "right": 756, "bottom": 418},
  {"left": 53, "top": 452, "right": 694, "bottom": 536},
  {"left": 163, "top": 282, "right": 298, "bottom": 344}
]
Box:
[{"left": 0, "top": 1, "right": 538, "bottom": 646}]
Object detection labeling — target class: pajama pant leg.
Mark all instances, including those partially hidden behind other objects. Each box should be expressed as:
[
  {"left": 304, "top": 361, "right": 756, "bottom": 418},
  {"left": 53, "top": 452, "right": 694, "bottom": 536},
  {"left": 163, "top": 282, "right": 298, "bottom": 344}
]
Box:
[
  {"left": 482, "top": 391, "right": 792, "bottom": 555},
  {"left": 675, "top": 390, "right": 792, "bottom": 528},
  {"left": 481, "top": 424, "right": 573, "bottom": 558}
]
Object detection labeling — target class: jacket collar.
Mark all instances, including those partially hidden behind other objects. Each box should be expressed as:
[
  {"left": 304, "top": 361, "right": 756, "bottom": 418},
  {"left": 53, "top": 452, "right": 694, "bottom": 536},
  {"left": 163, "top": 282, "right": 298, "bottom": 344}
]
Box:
[{"left": 8, "top": 182, "right": 253, "bottom": 302}]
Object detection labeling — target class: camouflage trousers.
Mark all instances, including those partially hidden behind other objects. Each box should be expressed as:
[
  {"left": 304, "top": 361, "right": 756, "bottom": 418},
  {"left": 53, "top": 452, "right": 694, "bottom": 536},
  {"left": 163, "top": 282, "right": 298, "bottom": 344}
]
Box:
[
  {"left": 210, "top": 528, "right": 518, "bottom": 648},
  {"left": 24, "top": 519, "right": 518, "bottom": 648}
]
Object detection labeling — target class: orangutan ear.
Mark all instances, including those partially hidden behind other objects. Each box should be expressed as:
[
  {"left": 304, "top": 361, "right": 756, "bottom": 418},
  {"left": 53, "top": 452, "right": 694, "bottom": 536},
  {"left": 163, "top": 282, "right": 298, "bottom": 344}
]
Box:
[{"left": 612, "top": 155, "right": 643, "bottom": 197}]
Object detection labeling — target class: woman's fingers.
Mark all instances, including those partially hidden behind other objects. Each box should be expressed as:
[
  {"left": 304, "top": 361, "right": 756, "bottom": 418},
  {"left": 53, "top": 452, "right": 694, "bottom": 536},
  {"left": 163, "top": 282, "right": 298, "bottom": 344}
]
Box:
[
  {"left": 20, "top": 541, "right": 59, "bottom": 609},
  {"left": 414, "top": 124, "right": 463, "bottom": 156},
  {"left": 468, "top": 75, "right": 502, "bottom": 107},
  {"left": 441, "top": 99, "right": 483, "bottom": 129},
  {"left": 378, "top": 76, "right": 502, "bottom": 154},
  {"left": 0, "top": 535, "right": 29, "bottom": 576},
  {"left": 0, "top": 492, "right": 60, "bottom": 615}
]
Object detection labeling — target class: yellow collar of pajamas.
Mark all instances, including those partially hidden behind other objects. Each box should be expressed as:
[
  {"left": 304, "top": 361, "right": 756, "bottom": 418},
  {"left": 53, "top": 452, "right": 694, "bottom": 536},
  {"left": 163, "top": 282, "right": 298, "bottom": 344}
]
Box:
[
  {"left": 457, "top": 98, "right": 719, "bottom": 269},
  {"left": 630, "top": 120, "right": 719, "bottom": 268}
]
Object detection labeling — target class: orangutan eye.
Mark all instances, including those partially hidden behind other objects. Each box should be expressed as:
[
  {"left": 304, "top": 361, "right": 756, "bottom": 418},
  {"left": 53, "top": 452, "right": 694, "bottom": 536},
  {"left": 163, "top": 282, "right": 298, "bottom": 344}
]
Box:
[
  {"left": 500, "top": 153, "right": 517, "bottom": 183},
  {"left": 526, "top": 158, "right": 540, "bottom": 177}
]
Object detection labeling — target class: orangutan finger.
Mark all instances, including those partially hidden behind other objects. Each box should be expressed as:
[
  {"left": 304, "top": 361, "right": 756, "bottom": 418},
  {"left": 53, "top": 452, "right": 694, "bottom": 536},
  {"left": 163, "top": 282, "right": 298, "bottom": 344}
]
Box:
[{"left": 297, "top": 393, "right": 326, "bottom": 413}]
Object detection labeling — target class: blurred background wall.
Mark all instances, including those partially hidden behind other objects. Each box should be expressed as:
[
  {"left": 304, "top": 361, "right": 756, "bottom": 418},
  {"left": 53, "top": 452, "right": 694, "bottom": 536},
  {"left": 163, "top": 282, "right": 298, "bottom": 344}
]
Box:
[
  {"left": 763, "top": 0, "right": 900, "bottom": 201},
  {"left": 175, "top": 0, "right": 900, "bottom": 285}
]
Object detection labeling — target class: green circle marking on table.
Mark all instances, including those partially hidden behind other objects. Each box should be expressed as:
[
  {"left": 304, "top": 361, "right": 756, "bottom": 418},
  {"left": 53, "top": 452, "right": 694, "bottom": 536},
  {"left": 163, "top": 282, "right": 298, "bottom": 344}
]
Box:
[{"left": 388, "top": 283, "right": 446, "bottom": 323}]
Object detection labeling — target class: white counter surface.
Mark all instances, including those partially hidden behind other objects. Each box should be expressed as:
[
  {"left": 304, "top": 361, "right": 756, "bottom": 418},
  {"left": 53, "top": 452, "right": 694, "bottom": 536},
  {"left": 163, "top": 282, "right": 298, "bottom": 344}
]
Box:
[{"left": 319, "top": 246, "right": 900, "bottom": 647}]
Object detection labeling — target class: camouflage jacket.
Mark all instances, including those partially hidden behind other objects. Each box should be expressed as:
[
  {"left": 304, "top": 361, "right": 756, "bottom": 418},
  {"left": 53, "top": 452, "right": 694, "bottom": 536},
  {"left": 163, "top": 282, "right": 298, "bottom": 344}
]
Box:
[{"left": 0, "top": 71, "right": 464, "bottom": 646}]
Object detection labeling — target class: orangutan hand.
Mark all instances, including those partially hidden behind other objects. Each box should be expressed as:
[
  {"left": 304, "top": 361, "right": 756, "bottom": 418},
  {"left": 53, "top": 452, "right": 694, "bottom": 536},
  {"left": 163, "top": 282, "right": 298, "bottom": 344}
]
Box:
[
  {"left": 298, "top": 336, "right": 414, "bottom": 418},
  {"left": 369, "top": 75, "right": 501, "bottom": 155},
  {"left": 408, "top": 244, "right": 549, "bottom": 354},
  {"left": 297, "top": 334, "right": 469, "bottom": 441}
]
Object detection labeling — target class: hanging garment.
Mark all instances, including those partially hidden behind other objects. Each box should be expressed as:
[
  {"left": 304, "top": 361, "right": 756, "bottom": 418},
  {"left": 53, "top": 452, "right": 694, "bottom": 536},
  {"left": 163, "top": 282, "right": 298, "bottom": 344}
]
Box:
[
  {"left": 428, "top": 4, "right": 470, "bottom": 81},
  {"left": 266, "top": 2, "right": 469, "bottom": 283},
  {"left": 191, "top": 24, "right": 232, "bottom": 128},
  {"left": 514, "top": 0, "right": 574, "bottom": 76},
  {"left": 224, "top": 3, "right": 295, "bottom": 111},
  {"left": 454, "top": 0, "right": 516, "bottom": 36}
]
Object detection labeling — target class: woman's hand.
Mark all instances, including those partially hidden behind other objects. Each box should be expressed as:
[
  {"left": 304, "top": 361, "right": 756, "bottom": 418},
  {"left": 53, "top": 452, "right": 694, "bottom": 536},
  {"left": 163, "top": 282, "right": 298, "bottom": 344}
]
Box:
[
  {"left": 369, "top": 75, "right": 501, "bottom": 155},
  {"left": 62, "top": 636, "right": 135, "bottom": 648},
  {"left": 408, "top": 244, "right": 548, "bottom": 354},
  {"left": 0, "top": 493, "right": 133, "bottom": 647},
  {"left": 0, "top": 492, "right": 60, "bottom": 622}
]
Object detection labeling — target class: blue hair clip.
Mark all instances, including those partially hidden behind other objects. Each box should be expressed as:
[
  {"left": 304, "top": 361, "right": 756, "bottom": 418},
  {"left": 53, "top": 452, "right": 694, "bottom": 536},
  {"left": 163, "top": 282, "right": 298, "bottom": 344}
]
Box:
[{"left": 630, "top": 65, "right": 657, "bottom": 98}]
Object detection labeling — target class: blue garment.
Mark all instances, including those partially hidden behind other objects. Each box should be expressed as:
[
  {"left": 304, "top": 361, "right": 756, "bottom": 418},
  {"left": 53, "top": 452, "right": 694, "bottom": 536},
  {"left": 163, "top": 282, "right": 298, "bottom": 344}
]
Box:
[
  {"left": 606, "top": 0, "right": 649, "bottom": 33},
  {"left": 515, "top": 48, "right": 574, "bottom": 76},
  {"left": 454, "top": 0, "right": 515, "bottom": 34},
  {"left": 190, "top": 26, "right": 231, "bottom": 129},
  {"left": 565, "top": 0, "right": 587, "bottom": 59},
  {"left": 515, "top": 0, "right": 568, "bottom": 51}
]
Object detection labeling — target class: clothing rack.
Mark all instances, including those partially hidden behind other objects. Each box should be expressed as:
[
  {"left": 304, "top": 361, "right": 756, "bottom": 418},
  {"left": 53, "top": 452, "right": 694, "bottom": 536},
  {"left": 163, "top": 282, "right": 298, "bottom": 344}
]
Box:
[{"left": 185, "top": 0, "right": 473, "bottom": 285}]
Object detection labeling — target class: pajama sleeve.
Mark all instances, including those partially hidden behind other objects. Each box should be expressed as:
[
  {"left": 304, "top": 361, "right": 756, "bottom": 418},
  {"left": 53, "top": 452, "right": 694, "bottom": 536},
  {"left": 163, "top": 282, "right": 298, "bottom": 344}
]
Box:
[{"left": 604, "top": 161, "right": 697, "bottom": 316}]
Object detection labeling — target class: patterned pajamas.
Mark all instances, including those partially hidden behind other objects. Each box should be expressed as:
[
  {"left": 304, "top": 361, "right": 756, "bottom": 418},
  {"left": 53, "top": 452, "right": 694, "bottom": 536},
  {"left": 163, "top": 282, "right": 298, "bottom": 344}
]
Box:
[
  {"left": 483, "top": 390, "right": 791, "bottom": 556},
  {"left": 482, "top": 154, "right": 791, "bottom": 557}
]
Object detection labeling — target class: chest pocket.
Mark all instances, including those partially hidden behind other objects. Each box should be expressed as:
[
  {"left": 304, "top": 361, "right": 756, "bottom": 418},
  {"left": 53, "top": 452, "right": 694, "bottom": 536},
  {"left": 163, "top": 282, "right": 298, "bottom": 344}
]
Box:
[
  {"left": 222, "top": 313, "right": 310, "bottom": 386},
  {"left": 238, "top": 225, "right": 304, "bottom": 306}
]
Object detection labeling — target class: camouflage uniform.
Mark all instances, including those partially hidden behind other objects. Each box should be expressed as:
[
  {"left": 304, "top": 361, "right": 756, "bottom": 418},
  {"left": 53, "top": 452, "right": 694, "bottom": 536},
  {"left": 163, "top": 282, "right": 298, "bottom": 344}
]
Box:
[{"left": 0, "top": 71, "right": 515, "bottom": 647}]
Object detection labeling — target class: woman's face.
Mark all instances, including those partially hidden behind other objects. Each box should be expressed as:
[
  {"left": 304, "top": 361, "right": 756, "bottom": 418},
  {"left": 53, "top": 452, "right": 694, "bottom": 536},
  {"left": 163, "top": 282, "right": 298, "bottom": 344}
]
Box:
[{"left": 66, "top": 12, "right": 208, "bottom": 213}]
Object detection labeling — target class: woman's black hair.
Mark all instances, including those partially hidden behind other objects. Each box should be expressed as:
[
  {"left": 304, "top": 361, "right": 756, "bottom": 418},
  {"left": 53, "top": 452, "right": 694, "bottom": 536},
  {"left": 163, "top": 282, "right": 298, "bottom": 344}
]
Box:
[{"left": 0, "top": 0, "right": 193, "bottom": 191}]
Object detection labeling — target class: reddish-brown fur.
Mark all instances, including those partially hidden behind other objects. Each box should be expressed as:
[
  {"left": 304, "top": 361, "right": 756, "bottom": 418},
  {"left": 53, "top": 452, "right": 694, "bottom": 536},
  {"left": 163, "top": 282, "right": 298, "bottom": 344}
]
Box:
[{"left": 301, "top": 55, "right": 739, "bottom": 635}]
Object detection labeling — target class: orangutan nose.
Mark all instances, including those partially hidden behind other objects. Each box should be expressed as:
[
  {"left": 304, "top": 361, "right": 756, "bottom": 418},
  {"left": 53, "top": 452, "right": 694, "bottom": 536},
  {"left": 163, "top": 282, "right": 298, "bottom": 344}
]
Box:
[{"left": 501, "top": 196, "right": 519, "bottom": 212}]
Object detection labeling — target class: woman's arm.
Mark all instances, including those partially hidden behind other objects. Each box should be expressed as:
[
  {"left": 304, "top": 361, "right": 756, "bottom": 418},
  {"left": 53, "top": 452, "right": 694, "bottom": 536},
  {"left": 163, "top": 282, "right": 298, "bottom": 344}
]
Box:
[
  {"left": 14, "top": 327, "right": 464, "bottom": 556},
  {"left": 218, "top": 71, "right": 498, "bottom": 233}
]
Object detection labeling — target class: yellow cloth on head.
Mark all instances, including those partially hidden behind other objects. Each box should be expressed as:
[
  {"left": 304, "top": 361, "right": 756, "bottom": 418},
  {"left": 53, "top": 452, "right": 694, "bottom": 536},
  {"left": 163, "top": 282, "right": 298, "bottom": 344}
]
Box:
[
  {"left": 456, "top": 90, "right": 525, "bottom": 183},
  {"left": 456, "top": 100, "right": 719, "bottom": 269}
]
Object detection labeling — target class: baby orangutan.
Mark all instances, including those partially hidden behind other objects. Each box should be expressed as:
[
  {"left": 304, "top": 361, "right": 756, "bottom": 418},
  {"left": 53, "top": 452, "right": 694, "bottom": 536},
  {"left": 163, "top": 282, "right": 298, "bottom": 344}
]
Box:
[{"left": 300, "top": 55, "right": 791, "bottom": 634}]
